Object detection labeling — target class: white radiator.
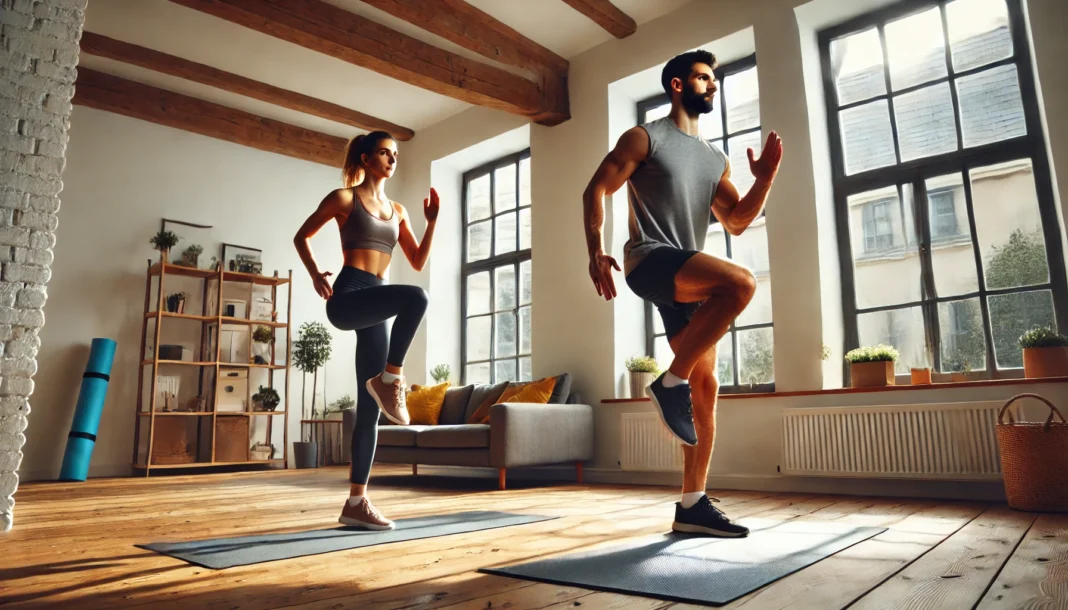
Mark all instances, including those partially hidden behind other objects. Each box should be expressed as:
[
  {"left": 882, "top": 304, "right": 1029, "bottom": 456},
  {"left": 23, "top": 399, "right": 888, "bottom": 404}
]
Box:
[
  {"left": 780, "top": 401, "right": 1018, "bottom": 480},
  {"left": 620, "top": 412, "right": 685, "bottom": 472}
]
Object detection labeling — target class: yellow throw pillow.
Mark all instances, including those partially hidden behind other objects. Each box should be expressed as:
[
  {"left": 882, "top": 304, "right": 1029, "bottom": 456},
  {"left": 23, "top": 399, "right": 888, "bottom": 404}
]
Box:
[
  {"left": 473, "top": 377, "right": 557, "bottom": 424},
  {"left": 406, "top": 382, "right": 450, "bottom": 425}
]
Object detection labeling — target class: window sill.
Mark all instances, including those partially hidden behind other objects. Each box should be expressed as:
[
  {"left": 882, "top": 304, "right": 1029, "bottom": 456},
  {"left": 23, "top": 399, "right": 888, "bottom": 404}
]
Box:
[{"left": 600, "top": 375, "right": 1068, "bottom": 403}]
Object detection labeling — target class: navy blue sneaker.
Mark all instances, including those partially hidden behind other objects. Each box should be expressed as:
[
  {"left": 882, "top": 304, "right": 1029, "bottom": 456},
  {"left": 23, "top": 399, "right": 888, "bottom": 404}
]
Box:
[
  {"left": 645, "top": 372, "right": 697, "bottom": 446},
  {"left": 672, "top": 495, "right": 749, "bottom": 537}
]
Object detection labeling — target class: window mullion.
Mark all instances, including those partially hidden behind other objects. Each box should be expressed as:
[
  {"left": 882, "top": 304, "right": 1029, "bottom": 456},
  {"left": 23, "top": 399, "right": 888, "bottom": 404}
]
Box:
[
  {"left": 913, "top": 179, "right": 942, "bottom": 373},
  {"left": 877, "top": 24, "right": 902, "bottom": 165},
  {"left": 960, "top": 166, "right": 997, "bottom": 374},
  {"left": 938, "top": 3, "right": 964, "bottom": 153}
]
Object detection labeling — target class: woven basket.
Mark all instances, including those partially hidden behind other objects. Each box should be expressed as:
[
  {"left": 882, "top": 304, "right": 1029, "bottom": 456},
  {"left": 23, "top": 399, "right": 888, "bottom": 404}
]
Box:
[{"left": 996, "top": 393, "right": 1068, "bottom": 512}]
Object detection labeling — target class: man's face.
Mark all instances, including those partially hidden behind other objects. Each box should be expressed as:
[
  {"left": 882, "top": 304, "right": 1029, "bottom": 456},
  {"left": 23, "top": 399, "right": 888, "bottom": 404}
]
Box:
[{"left": 679, "top": 62, "right": 717, "bottom": 115}]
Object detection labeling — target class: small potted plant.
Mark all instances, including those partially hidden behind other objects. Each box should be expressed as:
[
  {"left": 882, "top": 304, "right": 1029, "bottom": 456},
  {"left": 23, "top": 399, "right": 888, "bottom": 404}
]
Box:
[
  {"left": 625, "top": 355, "right": 660, "bottom": 399},
  {"left": 1019, "top": 326, "right": 1068, "bottom": 378},
  {"left": 845, "top": 344, "right": 899, "bottom": 388},
  {"left": 430, "top": 363, "right": 451, "bottom": 384},
  {"left": 252, "top": 385, "right": 280, "bottom": 412},
  {"left": 326, "top": 394, "right": 355, "bottom": 420},
  {"left": 252, "top": 325, "right": 274, "bottom": 364},
  {"left": 150, "top": 230, "right": 179, "bottom": 262},
  {"left": 180, "top": 243, "right": 203, "bottom": 268}
]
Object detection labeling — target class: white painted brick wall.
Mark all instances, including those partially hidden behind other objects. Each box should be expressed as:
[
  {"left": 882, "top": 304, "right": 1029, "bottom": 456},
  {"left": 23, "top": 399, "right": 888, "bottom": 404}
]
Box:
[{"left": 0, "top": 0, "right": 84, "bottom": 532}]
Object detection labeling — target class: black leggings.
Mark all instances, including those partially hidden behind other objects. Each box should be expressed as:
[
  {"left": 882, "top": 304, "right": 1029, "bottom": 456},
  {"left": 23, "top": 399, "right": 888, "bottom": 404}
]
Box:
[{"left": 326, "top": 266, "right": 428, "bottom": 485}]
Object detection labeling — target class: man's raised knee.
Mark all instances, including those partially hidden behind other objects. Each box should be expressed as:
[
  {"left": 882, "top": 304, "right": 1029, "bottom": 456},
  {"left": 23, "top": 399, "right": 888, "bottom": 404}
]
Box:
[{"left": 732, "top": 269, "right": 757, "bottom": 307}]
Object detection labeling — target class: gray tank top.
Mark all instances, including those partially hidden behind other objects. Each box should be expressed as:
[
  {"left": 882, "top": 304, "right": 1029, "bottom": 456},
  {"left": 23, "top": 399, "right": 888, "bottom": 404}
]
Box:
[
  {"left": 623, "top": 116, "right": 728, "bottom": 275},
  {"left": 339, "top": 189, "right": 400, "bottom": 254}
]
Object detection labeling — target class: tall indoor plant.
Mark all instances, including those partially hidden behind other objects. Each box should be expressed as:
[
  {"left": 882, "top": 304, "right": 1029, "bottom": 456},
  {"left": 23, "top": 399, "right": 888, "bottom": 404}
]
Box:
[{"left": 292, "top": 321, "right": 332, "bottom": 468}]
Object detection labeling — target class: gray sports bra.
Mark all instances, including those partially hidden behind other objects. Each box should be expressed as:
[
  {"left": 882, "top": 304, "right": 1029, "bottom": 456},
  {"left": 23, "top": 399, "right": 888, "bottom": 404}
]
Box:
[{"left": 340, "top": 190, "right": 400, "bottom": 254}]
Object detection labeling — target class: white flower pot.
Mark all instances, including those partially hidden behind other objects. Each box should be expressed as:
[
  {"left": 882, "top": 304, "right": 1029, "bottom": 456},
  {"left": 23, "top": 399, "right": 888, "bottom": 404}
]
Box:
[{"left": 629, "top": 371, "right": 655, "bottom": 399}]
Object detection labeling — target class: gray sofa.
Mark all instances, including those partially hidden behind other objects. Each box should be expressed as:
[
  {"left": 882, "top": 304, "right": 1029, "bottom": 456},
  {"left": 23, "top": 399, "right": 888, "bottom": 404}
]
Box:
[{"left": 342, "top": 373, "right": 593, "bottom": 489}]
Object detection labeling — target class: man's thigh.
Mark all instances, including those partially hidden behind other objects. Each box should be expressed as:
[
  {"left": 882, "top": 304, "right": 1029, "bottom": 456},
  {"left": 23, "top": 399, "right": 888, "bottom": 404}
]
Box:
[{"left": 674, "top": 251, "right": 753, "bottom": 303}]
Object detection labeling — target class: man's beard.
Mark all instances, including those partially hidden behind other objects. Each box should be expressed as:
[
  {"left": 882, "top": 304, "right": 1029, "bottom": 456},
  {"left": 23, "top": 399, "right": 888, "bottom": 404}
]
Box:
[{"left": 681, "top": 85, "right": 714, "bottom": 115}]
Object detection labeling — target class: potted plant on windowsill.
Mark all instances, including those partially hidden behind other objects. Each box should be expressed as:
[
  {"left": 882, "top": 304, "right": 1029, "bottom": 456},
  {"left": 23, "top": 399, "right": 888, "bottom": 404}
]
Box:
[
  {"left": 430, "top": 363, "right": 451, "bottom": 384},
  {"left": 1020, "top": 326, "right": 1068, "bottom": 379},
  {"left": 845, "top": 344, "right": 899, "bottom": 388},
  {"left": 625, "top": 355, "right": 660, "bottom": 399}
]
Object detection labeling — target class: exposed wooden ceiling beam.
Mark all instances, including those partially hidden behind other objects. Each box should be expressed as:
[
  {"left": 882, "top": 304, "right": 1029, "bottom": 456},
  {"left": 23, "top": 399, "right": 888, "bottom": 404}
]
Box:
[
  {"left": 167, "top": 0, "right": 570, "bottom": 126},
  {"left": 72, "top": 68, "right": 349, "bottom": 167},
  {"left": 357, "top": 0, "right": 569, "bottom": 77},
  {"left": 560, "top": 0, "right": 636, "bottom": 39},
  {"left": 79, "top": 31, "right": 414, "bottom": 140}
]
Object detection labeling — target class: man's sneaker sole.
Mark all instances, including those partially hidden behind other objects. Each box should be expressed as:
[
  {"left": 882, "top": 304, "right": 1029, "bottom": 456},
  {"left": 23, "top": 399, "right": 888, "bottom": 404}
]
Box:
[
  {"left": 366, "top": 379, "right": 408, "bottom": 425},
  {"left": 671, "top": 521, "right": 748, "bottom": 537},
  {"left": 645, "top": 384, "right": 697, "bottom": 446},
  {"left": 339, "top": 515, "right": 395, "bottom": 530}
]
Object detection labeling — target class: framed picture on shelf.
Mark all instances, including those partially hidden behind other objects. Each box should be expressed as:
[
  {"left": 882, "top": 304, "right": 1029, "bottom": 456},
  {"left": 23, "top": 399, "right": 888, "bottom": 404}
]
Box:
[
  {"left": 221, "top": 243, "right": 263, "bottom": 275},
  {"left": 162, "top": 218, "right": 219, "bottom": 269}
]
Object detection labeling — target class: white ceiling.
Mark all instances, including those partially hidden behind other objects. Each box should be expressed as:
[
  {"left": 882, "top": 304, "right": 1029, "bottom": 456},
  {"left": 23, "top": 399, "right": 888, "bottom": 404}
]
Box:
[{"left": 80, "top": 0, "right": 692, "bottom": 140}]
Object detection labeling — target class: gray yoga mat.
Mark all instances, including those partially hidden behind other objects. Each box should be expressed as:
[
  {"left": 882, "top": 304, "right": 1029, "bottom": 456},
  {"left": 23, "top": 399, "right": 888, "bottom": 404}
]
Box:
[
  {"left": 480, "top": 519, "right": 886, "bottom": 606},
  {"left": 139, "top": 510, "right": 557, "bottom": 569}
]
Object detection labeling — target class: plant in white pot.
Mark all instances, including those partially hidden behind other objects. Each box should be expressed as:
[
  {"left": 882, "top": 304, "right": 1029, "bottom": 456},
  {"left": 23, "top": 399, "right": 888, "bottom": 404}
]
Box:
[
  {"left": 1020, "top": 326, "right": 1068, "bottom": 378},
  {"left": 845, "top": 344, "right": 899, "bottom": 388},
  {"left": 625, "top": 355, "right": 660, "bottom": 399}
]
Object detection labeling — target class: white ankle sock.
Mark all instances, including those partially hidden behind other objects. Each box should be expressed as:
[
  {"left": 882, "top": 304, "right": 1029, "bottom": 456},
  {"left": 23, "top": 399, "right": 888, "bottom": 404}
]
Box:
[
  {"left": 381, "top": 371, "right": 401, "bottom": 384},
  {"left": 681, "top": 491, "right": 705, "bottom": 509},
  {"left": 347, "top": 495, "right": 364, "bottom": 506},
  {"left": 663, "top": 372, "right": 687, "bottom": 388}
]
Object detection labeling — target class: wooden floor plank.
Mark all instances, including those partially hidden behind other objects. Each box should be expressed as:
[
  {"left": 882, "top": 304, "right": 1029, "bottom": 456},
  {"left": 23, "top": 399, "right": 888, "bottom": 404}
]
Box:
[
  {"left": 975, "top": 513, "right": 1068, "bottom": 609},
  {"left": 848, "top": 505, "right": 1037, "bottom": 610}
]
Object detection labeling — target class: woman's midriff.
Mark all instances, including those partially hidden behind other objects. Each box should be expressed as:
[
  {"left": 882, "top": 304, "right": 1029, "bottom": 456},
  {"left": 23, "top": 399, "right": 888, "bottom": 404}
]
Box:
[{"left": 343, "top": 248, "right": 392, "bottom": 279}]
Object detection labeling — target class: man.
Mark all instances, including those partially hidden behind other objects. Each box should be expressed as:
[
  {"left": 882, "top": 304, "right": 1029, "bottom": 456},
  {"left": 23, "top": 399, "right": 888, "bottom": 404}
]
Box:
[{"left": 582, "top": 50, "right": 782, "bottom": 537}]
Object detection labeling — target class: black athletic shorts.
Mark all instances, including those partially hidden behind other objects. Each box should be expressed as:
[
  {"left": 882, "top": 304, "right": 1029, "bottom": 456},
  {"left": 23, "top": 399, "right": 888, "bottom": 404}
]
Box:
[{"left": 625, "top": 246, "right": 703, "bottom": 341}]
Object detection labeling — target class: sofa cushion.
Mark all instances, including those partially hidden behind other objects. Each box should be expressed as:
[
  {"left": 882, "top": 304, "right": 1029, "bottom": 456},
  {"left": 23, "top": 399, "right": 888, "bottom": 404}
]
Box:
[
  {"left": 416, "top": 424, "right": 490, "bottom": 449},
  {"left": 438, "top": 385, "right": 475, "bottom": 426},
  {"left": 548, "top": 373, "right": 572, "bottom": 404},
  {"left": 407, "top": 382, "right": 451, "bottom": 425},
  {"left": 377, "top": 425, "right": 432, "bottom": 447},
  {"left": 464, "top": 381, "right": 509, "bottom": 424}
]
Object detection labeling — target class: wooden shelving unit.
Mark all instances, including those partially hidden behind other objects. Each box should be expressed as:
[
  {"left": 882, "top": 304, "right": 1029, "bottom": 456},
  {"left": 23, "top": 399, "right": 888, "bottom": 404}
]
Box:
[{"left": 132, "top": 257, "right": 293, "bottom": 476}]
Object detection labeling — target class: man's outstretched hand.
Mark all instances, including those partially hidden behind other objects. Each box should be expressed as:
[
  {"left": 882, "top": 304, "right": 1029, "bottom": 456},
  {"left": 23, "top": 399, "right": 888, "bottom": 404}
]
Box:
[
  {"left": 748, "top": 130, "right": 783, "bottom": 183},
  {"left": 589, "top": 251, "right": 621, "bottom": 301}
]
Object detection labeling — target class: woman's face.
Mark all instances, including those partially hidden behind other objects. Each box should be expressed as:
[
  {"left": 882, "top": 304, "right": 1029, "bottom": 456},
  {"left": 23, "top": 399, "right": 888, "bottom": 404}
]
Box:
[{"left": 362, "top": 138, "right": 398, "bottom": 180}]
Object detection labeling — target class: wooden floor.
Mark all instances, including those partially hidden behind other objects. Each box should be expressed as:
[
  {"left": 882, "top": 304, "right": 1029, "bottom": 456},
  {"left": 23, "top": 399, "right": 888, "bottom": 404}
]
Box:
[{"left": 2, "top": 464, "right": 1065, "bottom": 609}]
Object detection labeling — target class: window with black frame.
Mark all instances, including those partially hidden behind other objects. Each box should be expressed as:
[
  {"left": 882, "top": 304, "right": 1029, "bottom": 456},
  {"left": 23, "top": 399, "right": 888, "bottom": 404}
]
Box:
[
  {"left": 461, "top": 150, "right": 533, "bottom": 385},
  {"left": 636, "top": 54, "right": 775, "bottom": 392},
  {"left": 820, "top": 0, "right": 1067, "bottom": 380}
]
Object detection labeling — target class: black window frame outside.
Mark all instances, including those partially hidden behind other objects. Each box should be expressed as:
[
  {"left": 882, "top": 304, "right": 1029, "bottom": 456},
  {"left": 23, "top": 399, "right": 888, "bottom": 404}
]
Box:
[
  {"left": 460, "top": 149, "right": 533, "bottom": 385},
  {"left": 636, "top": 53, "right": 775, "bottom": 394},
  {"left": 819, "top": 0, "right": 1068, "bottom": 382}
]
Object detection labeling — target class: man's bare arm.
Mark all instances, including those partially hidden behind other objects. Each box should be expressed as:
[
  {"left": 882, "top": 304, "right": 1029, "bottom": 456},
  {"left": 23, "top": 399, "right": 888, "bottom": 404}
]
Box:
[
  {"left": 582, "top": 126, "right": 648, "bottom": 299},
  {"left": 711, "top": 131, "right": 783, "bottom": 235}
]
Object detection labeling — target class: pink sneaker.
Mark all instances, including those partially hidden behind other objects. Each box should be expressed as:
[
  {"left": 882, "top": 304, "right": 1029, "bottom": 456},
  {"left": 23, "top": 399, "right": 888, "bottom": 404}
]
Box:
[
  {"left": 366, "top": 373, "right": 409, "bottom": 425},
  {"left": 339, "top": 497, "right": 394, "bottom": 530}
]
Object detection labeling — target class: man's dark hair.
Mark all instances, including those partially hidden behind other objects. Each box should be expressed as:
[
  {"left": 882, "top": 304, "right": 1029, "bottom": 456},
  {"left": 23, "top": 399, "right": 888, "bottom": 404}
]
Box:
[{"left": 661, "top": 50, "right": 718, "bottom": 96}]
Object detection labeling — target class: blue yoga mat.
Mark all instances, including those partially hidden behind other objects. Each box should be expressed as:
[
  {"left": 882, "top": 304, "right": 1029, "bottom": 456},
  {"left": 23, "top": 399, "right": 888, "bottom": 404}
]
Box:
[
  {"left": 59, "top": 338, "right": 117, "bottom": 482},
  {"left": 139, "top": 510, "right": 558, "bottom": 569}
]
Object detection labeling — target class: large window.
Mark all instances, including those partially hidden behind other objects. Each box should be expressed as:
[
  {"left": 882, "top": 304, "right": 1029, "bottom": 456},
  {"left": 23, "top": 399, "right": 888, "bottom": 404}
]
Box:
[
  {"left": 821, "top": 0, "right": 1067, "bottom": 380},
  {"left": 637, "top": 54, "right": 775, "bottom": 392},
  {"left": 461, "top": 151, "right": 533, "bottom": 385}
]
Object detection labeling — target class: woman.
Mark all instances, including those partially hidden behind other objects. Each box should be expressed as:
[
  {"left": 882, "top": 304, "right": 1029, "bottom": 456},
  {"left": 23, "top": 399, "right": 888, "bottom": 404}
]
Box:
[{"left": 294, "top": 130, "right": 438, "bottom": 530}]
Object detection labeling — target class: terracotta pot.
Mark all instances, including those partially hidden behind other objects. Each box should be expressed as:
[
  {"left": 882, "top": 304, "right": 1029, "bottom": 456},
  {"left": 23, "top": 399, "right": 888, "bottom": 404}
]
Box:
[
  {"left": 850, "top": 361, "right": 895, "bottom": 388},
  {"left": 1023, "top": 346, "right": 1068, "bottom": 379},
  {"left": 910, "top": 368, "right": 932, "bottom": 385}
]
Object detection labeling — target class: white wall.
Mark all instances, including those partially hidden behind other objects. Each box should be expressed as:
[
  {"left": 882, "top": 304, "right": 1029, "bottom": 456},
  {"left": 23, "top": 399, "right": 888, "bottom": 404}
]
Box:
[{"left": 28, "top": 107, "right": 359, "bottom": 480}]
